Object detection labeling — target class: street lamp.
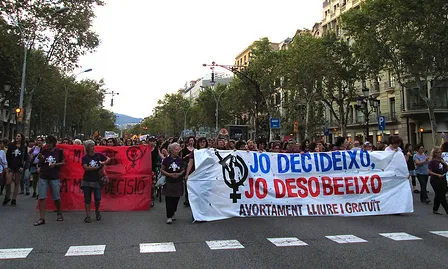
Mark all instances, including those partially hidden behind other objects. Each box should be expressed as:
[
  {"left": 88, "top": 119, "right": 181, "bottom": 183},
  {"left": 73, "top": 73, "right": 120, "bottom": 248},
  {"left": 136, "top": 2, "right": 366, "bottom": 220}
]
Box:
[
  {"left": 200, "top": 85, "right": 230, "bottom": 134},
  {"left": 354, "top": 82, "right": 380, "bottom": 142},
  {"left": 105, "top": 91, "right": 119, "bottom": 107},
  {"left": 14, "top": 6, "right": 70, "bottom": 132},
  {"left": 63, "top": 68, "right": 92, "bottom": 136}
]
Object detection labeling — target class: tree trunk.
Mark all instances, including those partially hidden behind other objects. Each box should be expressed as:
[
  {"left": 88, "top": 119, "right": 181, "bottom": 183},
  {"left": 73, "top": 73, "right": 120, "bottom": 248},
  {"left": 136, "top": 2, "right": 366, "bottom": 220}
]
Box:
[
  {"left": 305, "top": 100, "right": 310, "bottom": 139},
  {"left": 24, "top": 95, "right": 33, "bottom": 138},
  {"left": 428, "top": 87, "right": 438, "bottom": 146}
]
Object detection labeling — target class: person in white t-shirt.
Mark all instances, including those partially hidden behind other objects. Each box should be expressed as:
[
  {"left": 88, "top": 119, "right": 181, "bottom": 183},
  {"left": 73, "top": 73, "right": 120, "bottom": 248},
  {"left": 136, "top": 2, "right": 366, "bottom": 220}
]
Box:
[
  {"left": 385, "top": 135, "right": 403, "bottom": 152},
  {"left": 0, "top": 139, "right": 8, "bottom": 195}
]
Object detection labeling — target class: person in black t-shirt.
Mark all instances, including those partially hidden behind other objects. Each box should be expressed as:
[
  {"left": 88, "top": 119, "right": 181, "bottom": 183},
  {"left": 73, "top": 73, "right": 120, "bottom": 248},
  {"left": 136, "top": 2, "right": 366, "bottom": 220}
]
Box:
[
  {"left": 3, "top": 133, "right": 27, "bottom": 206},
  {"left": 34, "top": 136, "right": 65, "bottom": 226},
  {"left": 81, "top": 140, "right": 110, "bottom": 223}
]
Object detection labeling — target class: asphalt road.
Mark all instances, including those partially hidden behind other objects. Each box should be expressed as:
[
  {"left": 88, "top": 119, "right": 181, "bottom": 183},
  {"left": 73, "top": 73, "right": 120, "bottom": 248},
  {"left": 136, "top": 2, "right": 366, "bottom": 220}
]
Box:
[{"left": 1, "top": 190, "right": 448, "bottom": 269}]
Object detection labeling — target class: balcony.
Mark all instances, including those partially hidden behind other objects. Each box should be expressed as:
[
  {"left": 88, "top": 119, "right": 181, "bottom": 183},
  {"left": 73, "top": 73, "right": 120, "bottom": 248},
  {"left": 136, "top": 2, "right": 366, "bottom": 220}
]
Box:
[
  {"left": 402, "top": 83, "right": 448, "bottom": 115},
  {"left": 383, "top": 82, "right": 396, "bottom": 94}
]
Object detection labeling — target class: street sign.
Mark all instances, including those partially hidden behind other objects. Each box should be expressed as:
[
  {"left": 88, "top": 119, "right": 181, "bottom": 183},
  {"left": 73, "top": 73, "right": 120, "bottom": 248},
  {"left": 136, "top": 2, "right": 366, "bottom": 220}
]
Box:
[
  {"left": 270, "top": 118, "right": 281, "bottom": 129},
  {"left": 378, "top": 116, "right": 386, "bottom": 131}
]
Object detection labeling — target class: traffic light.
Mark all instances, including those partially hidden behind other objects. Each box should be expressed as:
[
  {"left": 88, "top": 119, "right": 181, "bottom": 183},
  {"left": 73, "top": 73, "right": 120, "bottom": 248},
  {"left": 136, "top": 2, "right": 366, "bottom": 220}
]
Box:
[
  {"left": 15, "top": 108, "right": 23, "bottom": 123},
  {"left": 293, "top": 121, "right": 298, "bottom": 133},
  {"left": 211, "top": 71, "right": 215, "bottom": 84}
]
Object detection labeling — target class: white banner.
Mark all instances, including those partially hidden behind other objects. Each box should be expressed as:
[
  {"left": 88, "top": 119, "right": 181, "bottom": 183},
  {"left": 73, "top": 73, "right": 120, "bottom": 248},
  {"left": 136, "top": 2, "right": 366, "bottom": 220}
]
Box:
[
  {"left": 104, "top": 131, "right": 118, "bottom": 139},
  {"left": 187, "top": 149, "right": 413, "bottom": 222}
]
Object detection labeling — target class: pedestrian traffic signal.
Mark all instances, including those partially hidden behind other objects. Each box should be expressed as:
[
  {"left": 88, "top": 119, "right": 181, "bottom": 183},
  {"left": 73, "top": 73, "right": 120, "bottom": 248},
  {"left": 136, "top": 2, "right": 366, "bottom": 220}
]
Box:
[{"left": 15, "top": 107, "right": 23, "bottom": 123}]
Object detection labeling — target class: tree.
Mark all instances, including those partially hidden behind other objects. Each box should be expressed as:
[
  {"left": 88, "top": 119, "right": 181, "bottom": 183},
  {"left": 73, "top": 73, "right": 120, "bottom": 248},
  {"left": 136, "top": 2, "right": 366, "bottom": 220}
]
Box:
[
  {"left": 318, "top": 33, "right": 363, "bottom": 137},
  {"left": 281, "top": 33, "right": 327, "bottom": 140},
  {"left": 343, "top": 0, "right": 448, "bottom": 145},
  {"left": 0, "top": 0, "right": 104, "bottom": 136}
]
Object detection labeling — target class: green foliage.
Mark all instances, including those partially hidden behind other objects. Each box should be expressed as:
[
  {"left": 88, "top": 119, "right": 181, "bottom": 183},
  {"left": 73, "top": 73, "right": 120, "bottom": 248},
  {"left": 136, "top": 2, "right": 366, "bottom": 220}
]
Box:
[{"left": 342, "top": 0, "right": 448, "bottom": 144}]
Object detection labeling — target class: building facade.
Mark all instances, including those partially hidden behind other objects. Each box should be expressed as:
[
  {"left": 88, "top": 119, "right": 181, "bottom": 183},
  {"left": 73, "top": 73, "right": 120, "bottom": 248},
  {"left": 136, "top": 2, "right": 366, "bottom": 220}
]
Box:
[
  {"left": 318, "top": 0, "right": 447, "bottom": 147},
  {"left": 181, "top": 73, "right": 233, "bottom": 101}
]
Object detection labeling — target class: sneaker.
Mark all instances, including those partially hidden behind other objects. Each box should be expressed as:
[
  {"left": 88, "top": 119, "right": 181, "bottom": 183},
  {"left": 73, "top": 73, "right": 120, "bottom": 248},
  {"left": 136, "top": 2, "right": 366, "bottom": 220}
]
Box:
[
  {"left": 425, "top": 200, "right": 431, "bottom": 205},
  {"left": 172, "top": 214, "right": 176, "bottom": 221},
  {"left": 32, "top": 193, "right": 36, "bottom": 198},
  {"left": 11, "top": 199, "right": 16, "bottom": 206},
  {"left": 166, "top": 218, "right": 173, "bottom": 224},
  {"left": 413, "top": 190, "right": 420, "bottom": 194},
  {"left": 433, "top": 211, "right": 442, "bottom": 215},
  {"left": 2, "top": 197, "right": 11, "bottom": 205},
  {"left": 26, "top": 192, "right": 30, "bottom": 196}
]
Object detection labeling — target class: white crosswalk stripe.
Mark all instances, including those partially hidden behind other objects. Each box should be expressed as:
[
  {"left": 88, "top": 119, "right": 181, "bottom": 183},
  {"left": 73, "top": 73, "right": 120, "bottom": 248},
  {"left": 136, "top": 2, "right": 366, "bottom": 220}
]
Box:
[
  {"left": 430, "top": 231, "right": 448, "bottom": 238},
  {"left": 206, "top": 240, "right": 245, "bottom": 250},
  {"left": 65, "top": 245, "right": 106, "bottom": 257},
  {"left": 326, "top": 235, "right": 368, "bottom": 244},
  {"left": 140, "top": 242, "right": 176, "bottom": 253},
  {"left": 379, "top": 232, "right": 422, "bottom": 241},
  {"left": 0, "top": 248, "right": 33, "bottom": 260},
  {"left": 267, "top": 237, "right": 308, "bottom": 247}
]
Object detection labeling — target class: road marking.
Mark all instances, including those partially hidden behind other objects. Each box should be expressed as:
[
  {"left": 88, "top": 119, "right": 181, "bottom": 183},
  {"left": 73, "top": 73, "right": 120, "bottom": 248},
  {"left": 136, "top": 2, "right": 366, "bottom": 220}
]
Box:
[
  {"left": 65, "top": 245, "right": 106, "bottom": 257},
  {"left": 0, "top": 248, "right": 33, "bottom": 260},
  {"left": 326, "top": 235, "right": 368, "bottom": 244},
  {"left": 430, "top": 231, "right": 448, "bottom": 238},
  {"left": 267, "top": 237, "right": 308, "bottom": 247},
  {"left": 140, "top": 242, "right": 176, "bottom": 253},
  {"left": 379, "top": 232, "right": 422, "bottom": 241},
  {"left": 206, "top": 240, "right": 244, "bottom": 250}
]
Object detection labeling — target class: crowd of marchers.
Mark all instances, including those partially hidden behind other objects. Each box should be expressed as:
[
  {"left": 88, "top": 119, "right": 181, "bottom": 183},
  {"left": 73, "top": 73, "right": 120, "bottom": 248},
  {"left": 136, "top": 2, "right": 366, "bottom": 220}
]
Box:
[{"left": 1, "top": 133, "right": 447, "bottom": 226}]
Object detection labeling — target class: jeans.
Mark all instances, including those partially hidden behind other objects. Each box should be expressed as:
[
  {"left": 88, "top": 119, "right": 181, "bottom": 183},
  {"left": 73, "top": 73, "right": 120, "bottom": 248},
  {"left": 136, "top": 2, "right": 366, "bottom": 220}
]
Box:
[
  {"left": 430, "top": 179, "right": 448, "bottom": 214},
  {"left": 165, "top": 196, "right": 180, "bottom": 218},
  {"left": 81, "top": 186, "right": 102, "bottom": 204},
  {"left": 416, "top": 174, "right": 429, "bottom": 202}
]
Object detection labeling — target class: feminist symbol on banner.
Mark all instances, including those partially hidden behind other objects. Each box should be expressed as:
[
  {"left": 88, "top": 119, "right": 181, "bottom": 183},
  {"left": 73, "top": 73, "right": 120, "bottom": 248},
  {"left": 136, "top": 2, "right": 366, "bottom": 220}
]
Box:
[
  {"left": 126, "top": 146, "right": 144, "bottom": 169},
  {"left": 215, "top": 150, "right": 248, "bottom": 203}
]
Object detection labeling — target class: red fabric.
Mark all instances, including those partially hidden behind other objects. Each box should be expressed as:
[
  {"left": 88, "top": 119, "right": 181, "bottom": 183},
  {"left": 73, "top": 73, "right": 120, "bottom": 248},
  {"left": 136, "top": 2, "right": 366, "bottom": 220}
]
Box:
[{"left": 43, "top": 144, "right": 152, "bottom": 211}]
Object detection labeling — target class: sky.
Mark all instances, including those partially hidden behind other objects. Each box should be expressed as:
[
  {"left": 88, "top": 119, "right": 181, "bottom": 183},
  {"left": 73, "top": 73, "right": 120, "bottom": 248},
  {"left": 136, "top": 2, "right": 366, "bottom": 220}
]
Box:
[{"left": 77, "top": 0, "right": 323, "bottom": 119}]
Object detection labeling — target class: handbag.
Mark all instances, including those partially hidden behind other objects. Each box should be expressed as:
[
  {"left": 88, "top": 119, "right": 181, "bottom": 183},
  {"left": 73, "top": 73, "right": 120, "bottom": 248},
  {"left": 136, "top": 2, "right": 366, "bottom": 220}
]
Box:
[{"left": 155, "top": 173, "right": 166, "bottom": 187}]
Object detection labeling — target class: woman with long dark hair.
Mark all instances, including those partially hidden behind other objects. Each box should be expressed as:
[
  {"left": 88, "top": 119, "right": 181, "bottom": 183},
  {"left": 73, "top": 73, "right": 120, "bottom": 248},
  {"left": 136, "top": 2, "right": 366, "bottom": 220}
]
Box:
[{"left": 3, "top": 133, "right": 27, "bottom": 206}]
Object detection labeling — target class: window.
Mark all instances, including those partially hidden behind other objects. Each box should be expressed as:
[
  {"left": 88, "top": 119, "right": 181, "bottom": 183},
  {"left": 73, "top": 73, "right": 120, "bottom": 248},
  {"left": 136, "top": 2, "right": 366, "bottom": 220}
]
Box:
[
  {"left": 388, "top": 71, "right": 396, "bottom": 87},
  {"left": 390, "top": 98, "right": 396, "bottom": 119}
]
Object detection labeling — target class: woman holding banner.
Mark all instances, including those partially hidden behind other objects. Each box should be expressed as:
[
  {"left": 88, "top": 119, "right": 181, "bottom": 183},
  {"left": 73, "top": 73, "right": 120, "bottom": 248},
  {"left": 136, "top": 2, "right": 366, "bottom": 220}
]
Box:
[
  {"left": 81, "top": 140, "right": 110, "bottom": 223},
  {"left": 161, "top": 142, "right": 185, "bottom": 224}
]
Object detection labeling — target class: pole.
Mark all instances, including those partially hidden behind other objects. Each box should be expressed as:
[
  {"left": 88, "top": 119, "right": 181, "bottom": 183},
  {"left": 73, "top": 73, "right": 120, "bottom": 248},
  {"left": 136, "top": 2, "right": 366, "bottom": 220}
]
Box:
[
  {"left": 365, "top": 103, "right": 369, "bottom": 142},
  {"left": 63, "top": 83, "right": 68, "bottom": 136}
]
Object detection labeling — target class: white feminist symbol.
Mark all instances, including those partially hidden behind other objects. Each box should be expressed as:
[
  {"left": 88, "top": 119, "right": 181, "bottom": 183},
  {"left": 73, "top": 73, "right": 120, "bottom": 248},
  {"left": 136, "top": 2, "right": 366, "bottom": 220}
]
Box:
[
  {"left": 89, "top": 160, "right": 99, "bottom": 168},
  {"left": 13, "top": 149, "right": 21, "bottom": 157},
  {"left": 45, "top": 155, "right": 56, "bottom": 165},
  {"left": 170, "top": 162, "right": 180, "bottom": 171}
]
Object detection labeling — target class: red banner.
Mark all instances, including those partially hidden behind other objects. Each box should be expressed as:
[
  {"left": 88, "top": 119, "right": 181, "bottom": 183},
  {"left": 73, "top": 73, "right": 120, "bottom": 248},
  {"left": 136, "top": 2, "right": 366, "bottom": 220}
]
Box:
[{"left": 44, "top": 145, "right": 152, "bottom": 211}]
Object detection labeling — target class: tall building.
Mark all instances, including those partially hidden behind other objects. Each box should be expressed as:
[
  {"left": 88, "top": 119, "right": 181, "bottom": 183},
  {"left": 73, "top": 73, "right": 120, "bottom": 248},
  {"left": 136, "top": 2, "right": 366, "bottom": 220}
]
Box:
[
  {"left": 181, "top": 72, "right": 233, "bottom": 101},
  {"left": 319, "top": 0, "right": 447, "bottom": 147}
]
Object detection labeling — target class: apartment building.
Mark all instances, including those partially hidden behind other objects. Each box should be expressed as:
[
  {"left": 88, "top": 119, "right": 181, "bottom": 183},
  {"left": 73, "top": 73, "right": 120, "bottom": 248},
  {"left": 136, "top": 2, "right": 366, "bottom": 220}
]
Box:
[{"left": 318, "top": 0, "right": 448, "bottom": 147}]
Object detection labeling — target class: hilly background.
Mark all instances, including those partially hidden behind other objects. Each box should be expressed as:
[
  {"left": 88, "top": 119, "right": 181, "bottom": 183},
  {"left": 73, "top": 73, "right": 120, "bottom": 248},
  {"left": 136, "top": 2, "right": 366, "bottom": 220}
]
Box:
[{"left": 114, "top": 113, "right": 142, "bottom": 125}]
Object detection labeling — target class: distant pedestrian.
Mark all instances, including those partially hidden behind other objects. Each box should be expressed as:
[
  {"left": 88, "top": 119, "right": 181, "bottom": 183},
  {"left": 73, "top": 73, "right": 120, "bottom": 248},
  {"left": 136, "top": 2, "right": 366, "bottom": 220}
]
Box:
[
  {"left": 29, "top": 137, "right": 43, "bottom": 198},
  {"left": 81, "top": 140, "right": 110, "bottom": 223},
  {"left": 34, "top": 135, "right": 65, "bottom": 226},
  {"left": 385, "top": 135, "right": 403, "bottom": 152},
  {"left": 161, "top": 142, "right": 185, "bottom": 224},
  {"left": 428, "top": 147, "right": 448, "bottom": 215},
  {"left": 0, "top": 139, "right": 8, "bottom": 196},
  {"left": 414, "top": 144, "right": 431, "bottom": 204}
]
